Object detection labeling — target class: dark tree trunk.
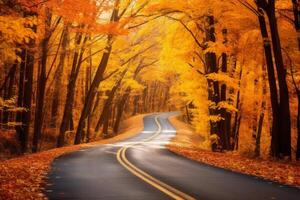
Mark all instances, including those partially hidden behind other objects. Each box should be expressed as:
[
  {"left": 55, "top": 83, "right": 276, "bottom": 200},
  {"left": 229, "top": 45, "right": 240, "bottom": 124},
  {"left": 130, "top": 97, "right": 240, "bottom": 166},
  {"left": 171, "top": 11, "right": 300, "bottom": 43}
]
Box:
[
  {"left": 91, "top": 92, "right": 101, "bottom": 116},
  {"left": 292, "top": 0, "right": 300, "bottom": 50},
  {"left": 132, "top": 95, "right": 139, "bottom": 116},
  {"left": 95, "top": 87, "right": 117, "bottom": 132},
  {"left": 32, "top": 9, "right": 52, "bottom": 152},
  {"left": 219, "top": 51, "right": 231, "bottom": 150},
  {"left": 95, "top": 86, "right": 117, "bottom": 132},
  {"left": 16, "top": 48, "right": 34, "bottom": 153},
  {"left": 256, "top": 5, "right": 280, "bottom": 157},
  {"left": 113, "top": 90, "right": 130, "bottom": 134},
  {"left": 95, "top": 69, "right": 128, "bottom": 132},
  {"left": 57, "top": 33, "right": 86, "bottom": 147},
  {"left": 297, "top": 92, "right": 300, "bottom": 160},
  {"left": 204, "top": 15, "right": 220, "bottom": 145},
  {"left": 102, "top": 105, "right": 112, "bottom": 138},
  {"left": 75, "top": 37, "right": 113, "bottom": 144},
  {"left": 94, "top": 91, "right": 109, "bottom": 132},
  {"left": 85, "top": 48, "right": 92, "bottom": 143},
  {"left": 1, "top": 64, "right": 17, "bottom": 126},
  {"left": 16, "top": 52, "right": 26, "bottom": 146},
  {"left": 75, "top": 1, "right": 120, "bottom": 144},
  {"left": 266, "top": 1, "right": 291, "bottom": 157}
]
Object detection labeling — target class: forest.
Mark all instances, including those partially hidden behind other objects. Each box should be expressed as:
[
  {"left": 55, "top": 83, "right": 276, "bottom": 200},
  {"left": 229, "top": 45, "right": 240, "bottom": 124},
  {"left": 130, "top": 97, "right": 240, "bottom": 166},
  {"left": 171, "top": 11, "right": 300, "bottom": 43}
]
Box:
[{"left": 0, "top": 0, "right": 300, "bottom": 162}]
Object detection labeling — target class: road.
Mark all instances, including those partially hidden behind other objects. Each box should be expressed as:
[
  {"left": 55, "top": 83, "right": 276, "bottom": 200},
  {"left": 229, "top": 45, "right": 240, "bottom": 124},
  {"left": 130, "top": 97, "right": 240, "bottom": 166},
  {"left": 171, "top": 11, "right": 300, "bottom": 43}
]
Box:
[{"left": 45, "top": 112, "right": 300, "bottom": 200}]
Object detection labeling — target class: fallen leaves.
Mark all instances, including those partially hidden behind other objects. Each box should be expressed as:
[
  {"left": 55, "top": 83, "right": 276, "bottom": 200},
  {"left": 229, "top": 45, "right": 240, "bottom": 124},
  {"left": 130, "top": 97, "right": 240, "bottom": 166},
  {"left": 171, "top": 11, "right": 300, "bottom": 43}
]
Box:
[
  {"left": 0, "top": 114, "right": 145, "bottom": 200},
  {"left": 168, "top": 145, "right": 300, "bottom": 187},
  {"left": 168, "top": 116, "right": 300, "bottom": 188},
  {"left": 0, "top": 145, "right": 82, "bottom": 200}
]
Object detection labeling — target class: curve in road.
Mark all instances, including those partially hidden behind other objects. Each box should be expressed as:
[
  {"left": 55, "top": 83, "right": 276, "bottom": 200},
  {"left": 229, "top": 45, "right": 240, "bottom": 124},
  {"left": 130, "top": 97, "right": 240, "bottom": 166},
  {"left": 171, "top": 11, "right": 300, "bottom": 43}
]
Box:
[{"left": 45, "top": 112, "right": 300, "bottom": 200}]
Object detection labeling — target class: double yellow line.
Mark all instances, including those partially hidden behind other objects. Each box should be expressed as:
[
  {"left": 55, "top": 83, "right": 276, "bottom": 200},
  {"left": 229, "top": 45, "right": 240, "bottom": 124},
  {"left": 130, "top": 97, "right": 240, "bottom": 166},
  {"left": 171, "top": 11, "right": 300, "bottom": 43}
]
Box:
[{"left": 117, "top": 116, "right": 195, "bottom": 200}]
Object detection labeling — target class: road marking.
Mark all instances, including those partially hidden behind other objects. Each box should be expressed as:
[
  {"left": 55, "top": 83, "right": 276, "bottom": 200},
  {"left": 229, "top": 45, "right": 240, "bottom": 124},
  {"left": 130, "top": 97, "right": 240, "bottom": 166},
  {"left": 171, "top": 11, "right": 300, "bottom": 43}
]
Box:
[
  {"left": 117, "top": 116, "right": 196, "bottom": 200},
  {"left": 105, "top": 150, "right": 117, "bottom": 155}
]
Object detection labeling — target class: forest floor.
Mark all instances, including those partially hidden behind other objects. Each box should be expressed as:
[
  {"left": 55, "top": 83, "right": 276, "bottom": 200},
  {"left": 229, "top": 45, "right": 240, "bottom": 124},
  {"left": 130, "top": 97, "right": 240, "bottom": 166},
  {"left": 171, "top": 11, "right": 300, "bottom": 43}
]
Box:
[
  {"left": 168, "top": 116, "right": 300, "bottom": 188},
  {"left": 0, "top": 114, "right": 145, "bottom": 200}
]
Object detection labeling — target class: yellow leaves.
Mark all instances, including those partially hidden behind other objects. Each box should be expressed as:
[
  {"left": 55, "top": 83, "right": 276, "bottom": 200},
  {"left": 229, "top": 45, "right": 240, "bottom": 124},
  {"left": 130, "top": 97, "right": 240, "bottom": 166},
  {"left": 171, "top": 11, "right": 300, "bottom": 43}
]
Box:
[
  {"left": 206, "top": 73, "right": 239, "bottom": 89},
  {"left": 0, "top": 15, "right": 36, "bottom": 65},
  {"left": 204, "top": 41, "right": 231, "bottom": 57},
  {"left": 217, "top": 101, "right": 238, "bottom": 113},
  {"left": 208, "top": 115, "right": 223, "bottom": 123},
  {"left": 123, "top": 79, "right": 144, "bottom": 92}
]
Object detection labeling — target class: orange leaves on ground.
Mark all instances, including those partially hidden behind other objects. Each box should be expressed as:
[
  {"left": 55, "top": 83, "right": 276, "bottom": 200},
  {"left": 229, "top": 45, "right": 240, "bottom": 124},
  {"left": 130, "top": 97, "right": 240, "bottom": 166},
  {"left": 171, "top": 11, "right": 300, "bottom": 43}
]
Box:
[
  {"left": 0, "top": 146, "right": 82, "bottom": 200},
  {"left": 169, "top": 146, "right": 300, "bottom": 187},
  {"left": 0, "top": 115, "right": 145, "bottom": 200},
  {"left": 168, "top": 117, "right": 300, "bottom": 188}
]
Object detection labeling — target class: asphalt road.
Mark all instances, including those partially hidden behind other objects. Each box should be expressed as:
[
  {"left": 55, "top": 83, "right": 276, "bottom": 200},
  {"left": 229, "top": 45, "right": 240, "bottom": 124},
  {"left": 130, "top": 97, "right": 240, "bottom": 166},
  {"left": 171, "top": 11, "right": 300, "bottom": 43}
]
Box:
[{"left": 45, "top": 112, "right": 300, "bottom": 200}]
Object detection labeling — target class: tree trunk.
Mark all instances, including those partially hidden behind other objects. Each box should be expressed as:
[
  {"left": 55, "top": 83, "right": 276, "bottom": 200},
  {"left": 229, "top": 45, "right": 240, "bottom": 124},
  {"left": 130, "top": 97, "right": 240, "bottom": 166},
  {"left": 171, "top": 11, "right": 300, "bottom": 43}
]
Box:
[
  {"left": 113, "top": 90, "right": 130, "bottom": 134},
  {"left": 297, "top": 92, "right": 300, "bottom": 160},
  {"left": 142, "top": 86, "right": 148, "bottom": 113},
  {"left": 219, "top": 51, "right": 231, "bottom": 150},
  {"left": 266, "top": 1, "right": 291, "bottom": 157},
  {"left": 185, "top": 105, "right": 191, "bottom": 123},
  {"left": 74, "top": 36, "right": 113, "bottom": 144},
  {"left": 132, "top": 95, "right": 139, "bottom": 116},
  {"left": 204, "top": 15, "right": 220, "bottom": 145},
  {"left": 16, "top": 48, "right": 34, "bottom": 153},
  {"left": 232, "top": 64, "right": 243, "bottom": 150},
  {"left": 256, "top": 5, "right": 280, "bottom": 157},
  {"left": 95, "top": 69, "right": 128, "bottom": 132},
  {"left": 102, "top": 105, "right": 112, "bottom": 138},
  {"left": 2, "top": 64, "right": 17, "bottom": 126},
  {"left": 75, "top": 0, "right": 120, "bottom": 144},
  {"left": 255, "top": 110, "right": 264, "bottom": 157},
  {"left": 292, "top": 0, "right": 300, "bottom": 50},
  {"left": 51, "top": 26, "right": 69, "bottom": 127},
  {"left": 255, "top": 64, "right": 267, "bottom": 157},
  {"left": 85, "top": 47, "right": 92, "bottom": 143},
  {"left": 32, "top": 9, "right": 52, "bottom": 152},
  {"left": 57, "top": 33, "right": 86, "bottom": 147}
]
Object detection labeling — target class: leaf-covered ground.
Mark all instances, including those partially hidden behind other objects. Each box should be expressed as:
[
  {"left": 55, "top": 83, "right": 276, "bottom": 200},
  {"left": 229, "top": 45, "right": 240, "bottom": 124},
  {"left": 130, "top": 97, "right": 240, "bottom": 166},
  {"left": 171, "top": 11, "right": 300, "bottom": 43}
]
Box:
[
  {"left": 0, "top": 115, "right": 144, "bottom": 200},
  {"left": 168, "top": 116, "right": 300, "bottom": 188}
]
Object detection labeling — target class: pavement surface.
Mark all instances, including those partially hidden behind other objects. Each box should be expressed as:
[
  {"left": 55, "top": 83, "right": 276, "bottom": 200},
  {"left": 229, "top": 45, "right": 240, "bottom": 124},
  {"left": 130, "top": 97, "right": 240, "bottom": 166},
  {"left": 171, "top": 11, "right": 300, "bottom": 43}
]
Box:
[{"left": 45, "top": 112, "right": 300, "bottom": 200}]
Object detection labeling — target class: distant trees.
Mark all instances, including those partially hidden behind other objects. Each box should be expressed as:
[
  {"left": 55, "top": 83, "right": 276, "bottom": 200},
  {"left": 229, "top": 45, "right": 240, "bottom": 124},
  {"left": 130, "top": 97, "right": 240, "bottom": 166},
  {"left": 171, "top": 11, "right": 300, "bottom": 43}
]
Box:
[{"left": 0, "top": 0, "right": 169, "bottom": 155}]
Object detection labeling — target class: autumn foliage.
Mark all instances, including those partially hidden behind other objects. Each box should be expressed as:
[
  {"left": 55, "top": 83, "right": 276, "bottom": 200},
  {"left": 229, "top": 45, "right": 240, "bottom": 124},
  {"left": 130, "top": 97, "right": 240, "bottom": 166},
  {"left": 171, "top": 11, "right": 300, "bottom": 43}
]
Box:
[{"left": 0, "top": 0, "right": 300, "bottom": 190}]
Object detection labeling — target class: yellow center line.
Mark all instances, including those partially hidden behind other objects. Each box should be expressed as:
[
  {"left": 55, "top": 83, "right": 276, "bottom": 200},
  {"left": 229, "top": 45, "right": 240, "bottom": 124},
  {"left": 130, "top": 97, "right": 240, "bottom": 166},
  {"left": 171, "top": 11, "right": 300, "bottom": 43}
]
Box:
[{"left": 116, "top": 116, "right": 196, "bottom": 200}]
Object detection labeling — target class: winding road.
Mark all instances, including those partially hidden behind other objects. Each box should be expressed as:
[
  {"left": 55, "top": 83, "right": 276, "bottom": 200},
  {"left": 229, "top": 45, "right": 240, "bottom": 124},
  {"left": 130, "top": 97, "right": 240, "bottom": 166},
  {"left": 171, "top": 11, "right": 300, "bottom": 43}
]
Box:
[{"left": 45, "top": 112, "right": 300, "bottom": 200}]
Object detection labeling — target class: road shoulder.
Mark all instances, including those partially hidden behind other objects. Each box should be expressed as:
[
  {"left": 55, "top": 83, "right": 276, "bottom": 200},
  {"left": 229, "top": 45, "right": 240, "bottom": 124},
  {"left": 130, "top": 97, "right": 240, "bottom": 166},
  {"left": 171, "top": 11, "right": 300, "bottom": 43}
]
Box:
[{"left": 167, "top": 115, "right": 300, "bottom": 188}]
